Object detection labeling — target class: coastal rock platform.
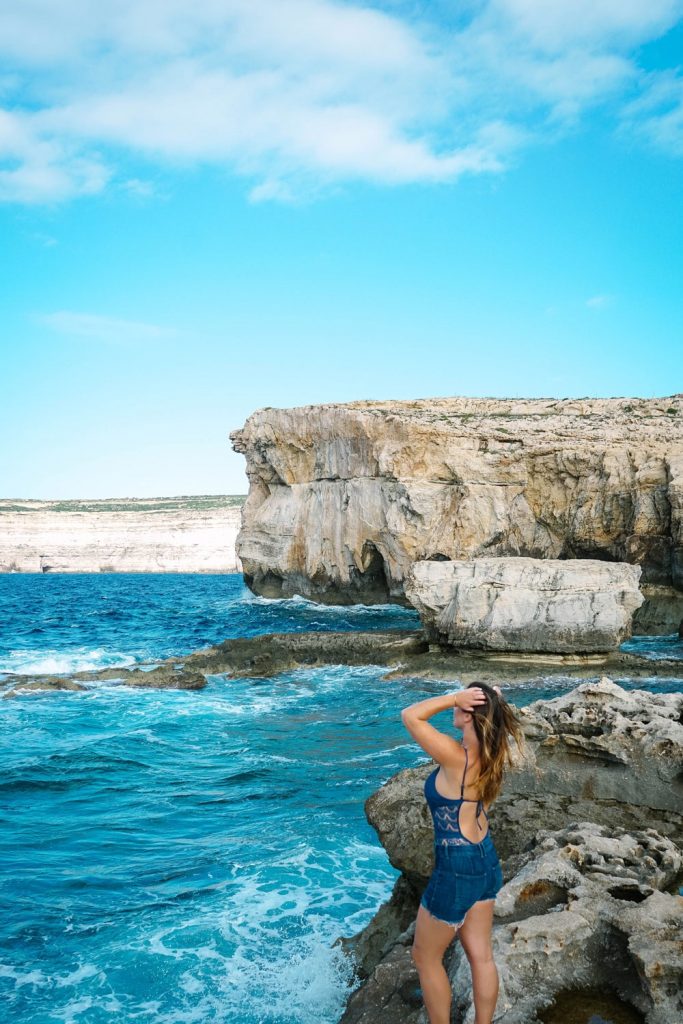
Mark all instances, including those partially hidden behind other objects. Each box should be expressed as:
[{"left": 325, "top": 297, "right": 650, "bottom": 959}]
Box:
[
  {"left": 337, "top": 823, "right": 682, "bottom": 1024},
  {"left": 2, "top": 631, "right": 682, "bottom": 695}
]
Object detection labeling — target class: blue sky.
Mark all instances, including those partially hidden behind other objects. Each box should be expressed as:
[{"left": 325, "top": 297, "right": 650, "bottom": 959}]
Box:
[{"left": 2, "top": 1, "right": 682, "bottom": 498}]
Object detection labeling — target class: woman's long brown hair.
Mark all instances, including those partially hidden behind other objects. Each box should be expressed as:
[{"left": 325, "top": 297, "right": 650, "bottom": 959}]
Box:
[{"left": 463, "top": 681, "right": 526, "bottom": 805}]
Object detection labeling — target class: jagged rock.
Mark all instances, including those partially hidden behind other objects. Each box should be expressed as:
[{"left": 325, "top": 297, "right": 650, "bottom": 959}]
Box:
[
  {"left": 118, "top": 666, "right": 208, "bottom": 690},
  {"left": 1, "top": 677, "right": 87, "bottom": 697},
  {"left": 230, "top": 396, "right": 683, "bottom": 626},
  {"left": 184, "top": 630, "right": 428, "bottom": 677},
  {"left": 339, "top": 823, "right": 683, "bottom": 1024},
  {"left": 0, "top": 665, "right": 208, "bottom": 695},
  {"left": 494, "top": 823, "right": 681, "bottom": 918},
  {"left": 405, "top": 557, "right": 644, "bottom": 653},
  {"left": 495, "top": 677, "right": 683, "bottom": 850},
  {"left": 365, "top": 679, "right": 683, "bottom": 875},
  {"left": 339, "top": 678, "right": 683, "bottom": 1023},
  {"left": 338, "top": 925, "right": 423, "bottom": 1024},
  {"left": 448, "top": 823, "right": 683, "bottom": 1024}
]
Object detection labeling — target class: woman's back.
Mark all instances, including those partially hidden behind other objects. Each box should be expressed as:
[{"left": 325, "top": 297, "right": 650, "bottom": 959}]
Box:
[{"left": 424, "top": 746, "right": 491, "bottom": 845}]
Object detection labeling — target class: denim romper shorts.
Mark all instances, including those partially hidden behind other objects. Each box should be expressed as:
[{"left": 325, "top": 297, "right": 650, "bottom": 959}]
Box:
[{"left": 420, "top": 748, "right": 504, "bottom": 930}]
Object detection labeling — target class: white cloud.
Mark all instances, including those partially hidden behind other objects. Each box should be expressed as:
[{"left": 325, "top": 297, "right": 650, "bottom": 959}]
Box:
[
  {"left": 121, "top": 177, "right": 157, "bottom": 198},
  {"left": 39, "top": 311, "right": 177, "bottom": 343},
  {"left": 490, "top": 0, "right": 682, "bottom": 51},
  {"left": 0, "top": 107, "right": 109, "bottom": 203},
  {"left": 620, "top": 69, "right": 683, "bottom": 155},
  {"left": 0, "top": 0, "right": 681, "bottom": 204},
  {"left": 586, "top": 294, "right": 615, "bottom": 309}
]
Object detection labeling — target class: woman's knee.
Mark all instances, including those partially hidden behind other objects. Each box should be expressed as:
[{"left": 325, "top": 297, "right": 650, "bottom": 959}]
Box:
[
  {"left": 463, "top": 942, "right": 495, "bottom": 967},
  {"left": 410, "top": 942, "right": 425, "bottom": 967},
  {"left": 411, "top": 942, "right": 437, "bottom": 969}
]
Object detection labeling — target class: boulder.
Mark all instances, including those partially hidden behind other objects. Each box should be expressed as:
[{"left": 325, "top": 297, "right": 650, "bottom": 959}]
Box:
[{"left": 405, "top": 557, "right": 644, "bottom": 653}]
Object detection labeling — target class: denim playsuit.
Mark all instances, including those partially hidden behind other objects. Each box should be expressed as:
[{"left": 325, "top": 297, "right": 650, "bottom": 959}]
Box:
[{"left": 420, "top": 747, "right": 504, "bottom": 930}]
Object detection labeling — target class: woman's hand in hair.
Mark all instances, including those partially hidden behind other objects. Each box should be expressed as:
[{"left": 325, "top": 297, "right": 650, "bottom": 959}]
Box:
[{"left": 455, "top": 687, "right": 488, "bottom": 712}]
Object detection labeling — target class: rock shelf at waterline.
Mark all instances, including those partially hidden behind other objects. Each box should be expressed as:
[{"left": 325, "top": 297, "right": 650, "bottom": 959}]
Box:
[{"left": 2, "top": 628, "right": 683, "bottom": 696}]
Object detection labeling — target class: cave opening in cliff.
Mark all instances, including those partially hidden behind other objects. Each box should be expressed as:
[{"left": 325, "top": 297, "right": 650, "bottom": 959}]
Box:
[
  {"left": 243, "top": 569, "right": 286, "bottom": 599},
  {"left": 354, "top": 541, "right": 391, "bottom": 603},
  {"left": 560, "top": 544, "right": 623, "bottom": 563}
]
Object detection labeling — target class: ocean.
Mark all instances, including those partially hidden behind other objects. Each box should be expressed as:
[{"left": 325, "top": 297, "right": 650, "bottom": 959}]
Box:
[{"left": 1, "top": 573, "right": 680, "bottom": 1024}]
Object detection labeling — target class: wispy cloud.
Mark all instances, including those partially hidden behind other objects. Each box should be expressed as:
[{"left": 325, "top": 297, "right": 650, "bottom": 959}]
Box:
[
  {"left": 586, "top": 294, "right": 615, "bottom": 309},
  {"left": 39, "top": 311, "right": 177, "bottom": 343},
  {"left": 620, "top": 69, "right": 683, "bottom": 155},
  {"left": 1, "top": 0, "right": 682, "bottom": 204}
]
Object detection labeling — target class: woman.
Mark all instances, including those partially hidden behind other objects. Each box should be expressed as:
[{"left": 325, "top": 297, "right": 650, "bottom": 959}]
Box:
[{"left": 400, "top": 681, "right": 524, "bottom": 1024}]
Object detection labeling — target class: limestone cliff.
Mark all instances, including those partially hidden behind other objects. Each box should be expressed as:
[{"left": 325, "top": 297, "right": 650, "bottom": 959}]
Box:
[
  {"left": 0, "top": 496, "right": 244, "bottom": 573},
  {"left": 230, "top": 395, "right": 683, "bottom": 630}
]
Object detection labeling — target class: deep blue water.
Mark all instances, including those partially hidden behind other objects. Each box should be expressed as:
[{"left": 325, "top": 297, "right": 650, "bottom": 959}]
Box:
[
  {"left": 0, "top": 573, "right": 419, "bottom": 676},
  {"left": 0, "top": 574, "right": 681, "bottom": 1024}
]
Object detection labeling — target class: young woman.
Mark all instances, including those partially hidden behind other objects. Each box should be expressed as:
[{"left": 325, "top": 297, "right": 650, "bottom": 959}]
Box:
[{"left": 401, "top": 682, "right": 524, "bottom": 1024}]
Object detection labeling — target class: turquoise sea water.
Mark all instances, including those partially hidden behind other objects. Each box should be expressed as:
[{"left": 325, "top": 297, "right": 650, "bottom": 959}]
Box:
[{"left": 1, "top": 574, "right": 681, "bottom": 1024}]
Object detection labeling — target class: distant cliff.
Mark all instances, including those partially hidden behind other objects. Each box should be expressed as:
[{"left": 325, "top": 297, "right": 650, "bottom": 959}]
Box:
[
  {"left": 230, "top": 395, "right": 683, "bottom": 633},
  {"left": 0, "top": 495, "right": 244, "bottom": 573}
]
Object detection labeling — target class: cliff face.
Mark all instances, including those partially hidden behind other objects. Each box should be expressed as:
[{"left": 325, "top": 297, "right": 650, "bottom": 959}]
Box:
[
  {"left": 230, "top": 396, "right": 683, "bottom": 616},
  {"left": 0, "top": 496, "right": 244, "bottom": 573}
]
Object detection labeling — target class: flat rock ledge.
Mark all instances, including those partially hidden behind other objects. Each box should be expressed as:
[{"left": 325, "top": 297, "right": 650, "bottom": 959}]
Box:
[
  {"left": 2, "top": 632, "right": 683, "bottom": 696},
  {"left": 406, "top": 557, "right": 645, "bottom": 653},
  {"left": 335, "top": 679, "right": 683, "bottom": 1024}
]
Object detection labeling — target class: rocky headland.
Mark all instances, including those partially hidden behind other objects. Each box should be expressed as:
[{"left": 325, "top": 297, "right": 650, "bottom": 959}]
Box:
[
  {"left": 334, "top": 679, "right": 683, "bottom": 1024},
  {"left": 0, "top": 495, "right": 244, "bottom": 573},
  {"left": 230, "top": 395, "right": 683, "bottom": 636}
]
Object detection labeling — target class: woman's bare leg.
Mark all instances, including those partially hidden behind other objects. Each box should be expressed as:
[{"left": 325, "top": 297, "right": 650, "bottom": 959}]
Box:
[
  {"left": 458, "top": 899, "right": 499, "bottom": 1024},
  {"left": 411, "top": 904, "right": 459, "bottom": 1024}
]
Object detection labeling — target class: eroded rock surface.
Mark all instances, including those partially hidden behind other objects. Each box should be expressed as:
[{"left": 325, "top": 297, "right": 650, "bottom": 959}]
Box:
[
  {"left": 230, "top": 397, "right": 683, "bottom": 624},
  {"left": 338, "top": 679, "right": 683, "bottom": 1023},
  {"left": 449, "top": 824, "right": 683, "bottom": 1024},
  {"left": 338, "top": 824, "right": 683, "bottom": 1024},
  {"left": 405, "top": 557, "right": 644, "bottom": 653},
  {"left": 366, "top": 679, "right": 683, "bottom": 873},
  {"left": 496, "top": 677, "right": 683, "bottom": 851}
]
